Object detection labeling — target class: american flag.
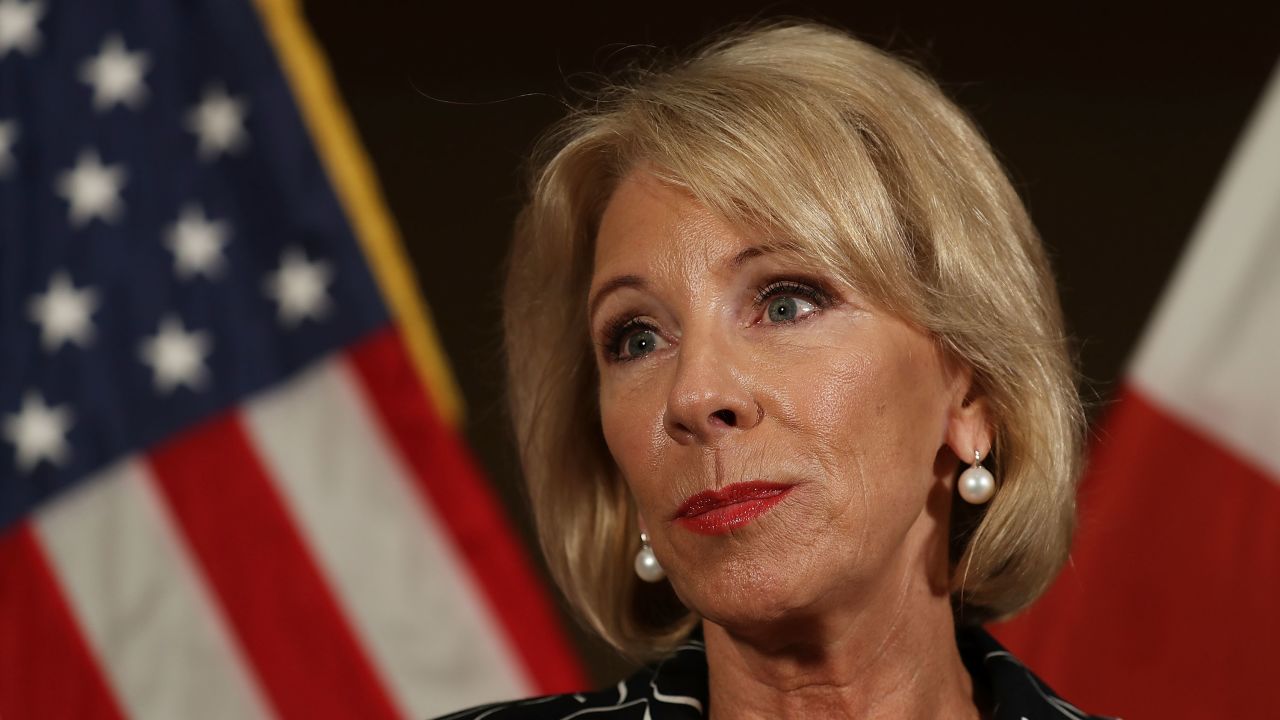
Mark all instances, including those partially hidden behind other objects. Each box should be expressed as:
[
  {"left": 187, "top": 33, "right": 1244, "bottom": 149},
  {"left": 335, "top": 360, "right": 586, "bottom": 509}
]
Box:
[
  {"left": 0, "top": 1, "right": 584, "bottom": 717},
  {"left": 992, "top": 65, "right": 1280, "bottom": 717}
]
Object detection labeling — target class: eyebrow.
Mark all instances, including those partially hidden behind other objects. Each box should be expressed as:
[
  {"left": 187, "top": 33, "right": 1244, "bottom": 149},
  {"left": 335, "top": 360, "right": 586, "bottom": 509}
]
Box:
[{"left": 586, "top": 244, "right": 773, "bottom": 325}]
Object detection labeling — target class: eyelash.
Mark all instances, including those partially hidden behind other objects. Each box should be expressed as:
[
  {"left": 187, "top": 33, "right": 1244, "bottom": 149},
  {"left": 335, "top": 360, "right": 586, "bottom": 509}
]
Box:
[{"left": 598, "top": 278, "right": 832, "bottom": 364}]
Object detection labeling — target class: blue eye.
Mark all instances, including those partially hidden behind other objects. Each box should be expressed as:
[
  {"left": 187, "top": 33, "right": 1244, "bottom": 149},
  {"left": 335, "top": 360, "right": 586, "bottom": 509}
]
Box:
[
  {"left": 757, "top": 280, "right": 826, "bottom": 324},
  {"left": 764, "top": 295, "right": 817, "bottom": 323},
  {"left": 623, "top": 328, "right": 660, "bottom": 358},
  {"left": 601, "top": 319, "right": 666, "bottom": 363},
  {"left": 598, "top": 278, "right": 829, "bottom": 365}
]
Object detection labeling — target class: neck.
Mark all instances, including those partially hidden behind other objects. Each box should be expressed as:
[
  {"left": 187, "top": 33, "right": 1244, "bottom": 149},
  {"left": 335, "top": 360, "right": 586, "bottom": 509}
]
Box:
[{"left": 702, "top": 528, "right": 982, "bottom": 719}]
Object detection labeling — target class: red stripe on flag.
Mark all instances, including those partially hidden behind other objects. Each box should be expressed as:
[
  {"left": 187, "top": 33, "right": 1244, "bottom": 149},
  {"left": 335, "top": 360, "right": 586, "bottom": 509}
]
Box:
[
  {"left": 992, "top": 384, "right": 1280, "bottom": 718},
  {"left": 347, "top": 327, "right": 587, "bottom": 693},
  {"left": 0, "top": 523, "right": 126, "bottom": 720},
  {"left": 147, "top": 413, "right": 403, "bottom": 720}
]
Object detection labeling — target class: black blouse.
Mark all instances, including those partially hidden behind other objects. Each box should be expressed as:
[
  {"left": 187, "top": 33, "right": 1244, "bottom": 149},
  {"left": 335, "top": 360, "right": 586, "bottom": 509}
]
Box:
[{"left": 435, "top": 624, "right": 1117, "bottom": 720}]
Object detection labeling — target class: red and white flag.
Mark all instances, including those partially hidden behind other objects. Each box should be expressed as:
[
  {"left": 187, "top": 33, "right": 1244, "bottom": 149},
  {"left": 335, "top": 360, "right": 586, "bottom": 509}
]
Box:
[
  {"left": 993, "top": 64, "right": 1280, "bottom": 718},
  {"left": 0, "top": 1, "right": 584, "bottom": 717}
]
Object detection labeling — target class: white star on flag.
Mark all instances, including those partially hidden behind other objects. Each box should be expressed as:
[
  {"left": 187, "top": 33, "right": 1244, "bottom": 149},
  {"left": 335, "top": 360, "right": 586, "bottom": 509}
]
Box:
[
  {"left": 265, "top": 247, "right": 333, "bottom": 326},
  {"left": 79, "top": 33, "right": 151, "bottom": 112},
  {"left": 138, "top": 315, "right": 213, "bottom": 393},
  {"left": 28, "top": 271, "right": 100, "bottom": 352},
  {"left": 55, "top": 149, "right": 127, "bottom": 228},
  {"left": 0, "top": 118, "right": 16, "bottom": 177},
  {"left": 165, "top": 204, "right": 231, "bottom": 279},
  {"left": 186, "top": 84, "right": 249, "bottom": 160},
  {"left": 0, "top": 0, "right": 44, "bottom": 58},
  {"left": 3, "top": 391, "right": 74, "bottom": 473}
]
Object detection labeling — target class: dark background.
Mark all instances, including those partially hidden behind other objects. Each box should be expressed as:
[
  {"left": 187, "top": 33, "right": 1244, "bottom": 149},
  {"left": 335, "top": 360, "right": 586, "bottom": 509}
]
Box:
[{"left": 303, "top": 1, "right": 1278, "bottom": 684}]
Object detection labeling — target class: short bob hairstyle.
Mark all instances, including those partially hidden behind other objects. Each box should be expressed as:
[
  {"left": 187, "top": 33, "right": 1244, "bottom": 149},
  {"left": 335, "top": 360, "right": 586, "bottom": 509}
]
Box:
[{"left": 503, "top": 21, "right": 1084, "bottom": 659}]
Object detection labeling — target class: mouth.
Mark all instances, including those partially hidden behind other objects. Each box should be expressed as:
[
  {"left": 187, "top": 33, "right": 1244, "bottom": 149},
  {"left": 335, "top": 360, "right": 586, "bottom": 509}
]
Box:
[{"left": 673, "top": 481, "right": 795, "bottom": 535}]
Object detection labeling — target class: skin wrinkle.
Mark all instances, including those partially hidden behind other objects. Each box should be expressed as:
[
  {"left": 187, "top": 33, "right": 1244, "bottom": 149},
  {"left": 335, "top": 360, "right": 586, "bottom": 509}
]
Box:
[
  {"left": 756, "top": 468, "right": 954, "bottom": 717},
  {"left": 856, "top": 570, "right": 920, "bottom": 717},
  {"left": 592, "top": 169, "right": 989, "bottom": 719},
  {"left": 868, "top": 525, "right": 929, "bottom": 674}
]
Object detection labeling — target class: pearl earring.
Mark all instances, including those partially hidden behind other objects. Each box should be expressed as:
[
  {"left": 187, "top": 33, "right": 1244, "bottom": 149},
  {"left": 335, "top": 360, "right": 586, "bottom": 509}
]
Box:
[
  {"left": 958, "top": 449, "right": 996, "bottom": 504},
  {"left": 634, "top": 531, "right": 666, "bottom": 582}
]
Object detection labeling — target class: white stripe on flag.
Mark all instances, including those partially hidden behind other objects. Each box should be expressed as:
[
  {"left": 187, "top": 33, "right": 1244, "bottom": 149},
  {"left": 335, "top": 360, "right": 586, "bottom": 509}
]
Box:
[
  {"left": 1130, "top": 64, "right": 1280, "bottom": 480},
  {"left": 33, "top": 459, "right": 273, "bottom": 720},
  {"left": 242, "top": 355, "right": 531, "bottom": 718}
]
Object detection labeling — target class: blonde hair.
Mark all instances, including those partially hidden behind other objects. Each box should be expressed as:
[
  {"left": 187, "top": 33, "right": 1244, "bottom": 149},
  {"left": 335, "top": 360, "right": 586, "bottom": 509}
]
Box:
[{"left": 503, "top": 20, "right": 1084, "bottom": 659}]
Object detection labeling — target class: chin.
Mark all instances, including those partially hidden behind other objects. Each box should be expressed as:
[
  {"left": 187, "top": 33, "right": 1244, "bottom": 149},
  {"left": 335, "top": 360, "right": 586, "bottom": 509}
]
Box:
[{"left": 669, "top": 545, "right": 826, "bottom": 630}]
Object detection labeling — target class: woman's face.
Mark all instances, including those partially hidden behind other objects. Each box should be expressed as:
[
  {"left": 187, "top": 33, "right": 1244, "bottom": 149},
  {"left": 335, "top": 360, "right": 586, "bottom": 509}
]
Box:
[{"left": 588, "top": 170, "right": 989, "bottom": 629}]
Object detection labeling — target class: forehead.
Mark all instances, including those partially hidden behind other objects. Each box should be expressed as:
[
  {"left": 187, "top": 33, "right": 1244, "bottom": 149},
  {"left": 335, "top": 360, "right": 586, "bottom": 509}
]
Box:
[{"left": 592, "top": 170, "right": 753, "bottom": 279}]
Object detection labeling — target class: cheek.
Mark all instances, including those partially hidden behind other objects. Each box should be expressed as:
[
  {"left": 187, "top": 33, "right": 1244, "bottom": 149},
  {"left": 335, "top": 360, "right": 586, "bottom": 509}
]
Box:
[
  {"left": 598, "top": 375, "right": 669, "bottom": 499},
  {"left": 763, "top": 345, "right": 879, "bottom": 511},
  {"left": 769, "top": 331, "right": 946, "bottom": 542}
]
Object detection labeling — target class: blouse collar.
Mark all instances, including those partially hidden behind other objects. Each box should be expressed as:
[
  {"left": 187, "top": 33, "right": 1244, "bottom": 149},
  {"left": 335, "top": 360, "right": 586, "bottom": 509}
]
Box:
[{"left": 615, "top": 623, "right": 1110, "bottom": 720}]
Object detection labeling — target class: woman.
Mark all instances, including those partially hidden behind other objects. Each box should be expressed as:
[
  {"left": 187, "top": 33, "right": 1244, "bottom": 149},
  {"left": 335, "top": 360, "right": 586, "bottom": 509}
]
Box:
[{"left": 442, "top": 21, "right": 1111, "bottom": 720}]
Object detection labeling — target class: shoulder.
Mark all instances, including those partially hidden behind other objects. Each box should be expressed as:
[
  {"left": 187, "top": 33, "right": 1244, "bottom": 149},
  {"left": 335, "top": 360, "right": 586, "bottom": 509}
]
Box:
[
  {"left": 958, "top": 625, "right": 1122, "bottom": 720},
  {"left": 432, "top": 636, "right": 708, "bottom": 720}
]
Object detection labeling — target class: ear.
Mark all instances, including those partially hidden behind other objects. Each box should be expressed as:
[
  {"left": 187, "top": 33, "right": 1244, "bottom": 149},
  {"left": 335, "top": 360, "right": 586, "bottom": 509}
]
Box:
[{"left": 943, "top": 364, "right": 993, "bottom": 466}]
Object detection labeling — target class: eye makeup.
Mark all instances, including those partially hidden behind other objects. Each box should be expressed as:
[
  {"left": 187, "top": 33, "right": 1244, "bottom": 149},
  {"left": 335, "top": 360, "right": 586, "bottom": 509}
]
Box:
[{"left": 595, "top": 274, "right": 838, "bottom": 364}]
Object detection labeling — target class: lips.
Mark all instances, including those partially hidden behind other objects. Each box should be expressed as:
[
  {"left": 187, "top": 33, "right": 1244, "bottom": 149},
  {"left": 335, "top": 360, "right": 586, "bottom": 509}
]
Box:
[{"left": 673, "top": 481, "right": 794, "bottom": 535}]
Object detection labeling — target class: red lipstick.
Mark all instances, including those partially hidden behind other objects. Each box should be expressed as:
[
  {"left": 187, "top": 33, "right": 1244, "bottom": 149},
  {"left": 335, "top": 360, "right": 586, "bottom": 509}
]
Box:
[{"left": 673, "top": 481, "right": 794, "bottom": 535}]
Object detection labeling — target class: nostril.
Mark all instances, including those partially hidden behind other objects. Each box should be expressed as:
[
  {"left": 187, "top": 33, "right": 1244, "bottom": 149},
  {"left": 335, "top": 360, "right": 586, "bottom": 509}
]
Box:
[{"left": 710, "top": 409, "right": 737, "bottom": 427}]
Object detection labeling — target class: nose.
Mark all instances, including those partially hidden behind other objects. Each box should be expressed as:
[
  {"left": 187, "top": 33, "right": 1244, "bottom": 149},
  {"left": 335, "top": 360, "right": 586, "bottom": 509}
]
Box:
[{"left": 662, "top": 331, "right": 762, "bottom": 445}]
